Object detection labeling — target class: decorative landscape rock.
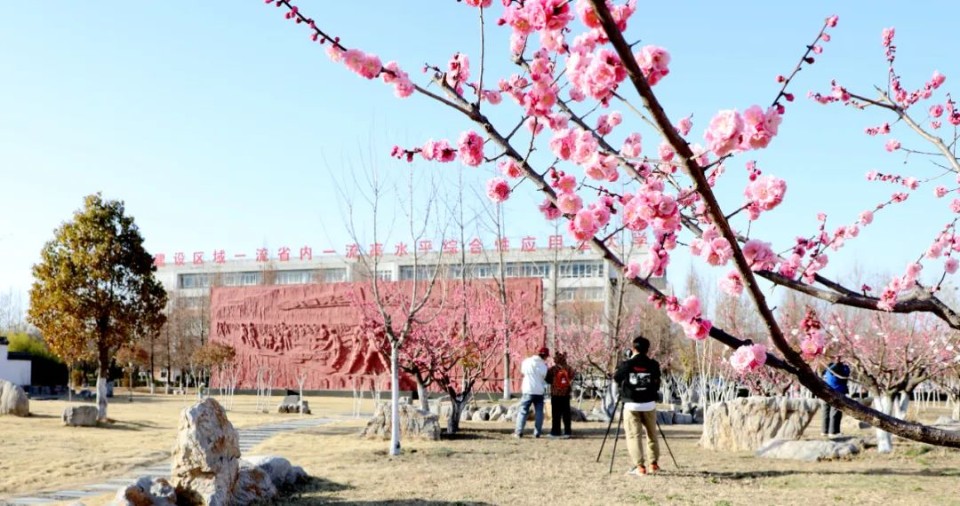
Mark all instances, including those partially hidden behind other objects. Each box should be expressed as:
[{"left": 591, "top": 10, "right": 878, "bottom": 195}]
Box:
[
  {"left": 699, "top": 396, "right": 820, "bottom": 452},
  {"left": 110, "top": 476, "right": 177, "bottom": 506},
  {"left": 756, "top": 437, "right": 862, "bottom": 462},
  {"left": 0, "top": 379, "right": 29, "bottom": 417},
  {"left": 277, "top": 395, "right": 300, "bottom": 414},
  {"left": 241, "top": 456, "right": 307, "bottom": 489},
  {"left": 170, "top": 398, "right": 241, "bottom": 505},
  {"left": 232, "top": 467, "right": 277, "bottom": 506},
  {"left": 362, "top": 402, "right": 441, "bottom": 441},
  {"left": 62, "top": 405, "right": 99, "bottom": 427}
]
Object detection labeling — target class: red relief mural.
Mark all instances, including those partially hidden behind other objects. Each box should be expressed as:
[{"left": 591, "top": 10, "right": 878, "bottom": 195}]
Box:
[{"left": 209, "top": 279, "right": 545, "bottom": 392}]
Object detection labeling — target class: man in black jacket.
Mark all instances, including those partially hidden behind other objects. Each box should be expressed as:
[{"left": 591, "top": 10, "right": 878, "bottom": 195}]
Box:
[{"left": 613, "top": 335, "right": 661, "bottom": 476}]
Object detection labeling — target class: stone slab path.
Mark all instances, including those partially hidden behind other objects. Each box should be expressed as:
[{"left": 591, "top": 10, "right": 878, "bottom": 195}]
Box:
[{"left": 1, "top": 416, "right": 339, "bottom": 505}]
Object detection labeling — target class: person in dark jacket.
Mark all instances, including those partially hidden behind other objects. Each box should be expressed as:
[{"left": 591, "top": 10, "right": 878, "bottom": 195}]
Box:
[
  {"left": 613, "top": 335, "right": 661, "bottom": 476},
  {"left": 546, "top": 351, "right": 575, "bottom": 438},
  {"left": 822, "top": 356, "right": 851, "bottom": 436}
]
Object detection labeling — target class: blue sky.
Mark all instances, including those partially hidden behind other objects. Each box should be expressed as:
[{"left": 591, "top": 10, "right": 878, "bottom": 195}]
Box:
[{"left": 1, "top": 1, "right": 958, "bottom": 305}]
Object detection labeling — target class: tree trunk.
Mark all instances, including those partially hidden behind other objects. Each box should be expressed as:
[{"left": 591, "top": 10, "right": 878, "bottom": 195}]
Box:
[
  {"left": 447, "top": 392, "right": 464, "bottom": 435},
  {"left": 415, "top": 375, "right": 430, "bottom": 412},
  {"left": 96, "top": 348, "right": 110, "bottom": 420},
  {"left": 873, "top": 392, "right": 910, "bottom": 453},
  {"left": 390, "top": 343, "right": 401, "bottom": 456},
  {"left": 503, "top": 351, "right": 512, "bottom": 400},
  {"left": 67, "top": 363, "right": 73, "bottom": 402}
]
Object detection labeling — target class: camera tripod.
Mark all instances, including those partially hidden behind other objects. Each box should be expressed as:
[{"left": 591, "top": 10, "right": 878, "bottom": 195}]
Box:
[{"left": 595, "top": 395, "right": 680, "bottom": 474}]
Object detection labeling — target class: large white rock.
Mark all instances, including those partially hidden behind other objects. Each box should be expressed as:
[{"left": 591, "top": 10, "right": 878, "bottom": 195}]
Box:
[
  {"left": 110, "top": 476, "right": 177, "bottom": 506},
  {"left": 170, "top": 398, "right": 240, "bottom": 506},
  {"left": 0, "top": 379, "right": 29, "bottom": 417},
  {"left": 232, "top": 467, "right": 277, "bottom": 505},
  {"left": 241, "top": 456, "right": 306, "bottom": 489},
  {"left": 361, "top": 402, "right": 440, "bottom": 440},
  {"left": 699, "top": 397, "right": 820, "bottom": 452},
  {"left": 756, "top": 437, "right": 862, "bottom": 462},
  {"left": 62, "top": 405, "right": 99, "bottom": 427}
]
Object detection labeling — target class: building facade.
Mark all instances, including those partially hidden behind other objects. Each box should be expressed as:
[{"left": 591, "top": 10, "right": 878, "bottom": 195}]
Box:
[{"left": 154, "top": 242, "right": 663, "bottom": 321}]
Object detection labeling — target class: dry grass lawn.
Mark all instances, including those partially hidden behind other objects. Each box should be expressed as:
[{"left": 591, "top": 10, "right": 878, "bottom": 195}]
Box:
[
  {"left": 4, "top": 394, "right": 959, "bottom": 506},
  {"left": 0, "top": 392, "right": 373, "bottom": 500}
]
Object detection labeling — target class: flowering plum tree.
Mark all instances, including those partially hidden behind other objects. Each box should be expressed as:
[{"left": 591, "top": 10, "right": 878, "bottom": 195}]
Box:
[{"left": 262, "top": 0, "right": 960, "bottom": 446}]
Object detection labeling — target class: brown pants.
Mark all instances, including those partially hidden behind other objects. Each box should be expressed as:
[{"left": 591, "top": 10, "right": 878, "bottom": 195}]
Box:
[{"left": 624, "top": 409, "right": 659, "bottom": 468}]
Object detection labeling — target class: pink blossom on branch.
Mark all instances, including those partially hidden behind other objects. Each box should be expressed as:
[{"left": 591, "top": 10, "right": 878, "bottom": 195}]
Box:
[
  {"left": 486, "top": 177, "right": 511, "bottom": 203},
  {"left": 457, "top": 131, "right": 485, "bottom": 166},
  {"left": 342, "top": 49, "right": 382, "bottom": 79},
  {"left": 704, "top": 109, "right": 744, "bottom": 157},
  {"left": 719, "top": 270, "right": 744, "bottom": 296},
  {"left": 730, "top": 343, "right": 767, "bottom": 374}
]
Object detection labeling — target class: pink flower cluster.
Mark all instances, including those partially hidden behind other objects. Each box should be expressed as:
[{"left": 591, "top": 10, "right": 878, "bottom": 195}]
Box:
[
  {"left": 797, "top": 310, "right": 825, "bottom": 360},
  {"left": 457, "top": 131, "right": 485, "bottom": 166},
  {"left": 691, "top": 225, "right": 733, "bottom": 266},
  {"left": 486, "top": 177, "right": 511, "bottom": 203},
  {"left": 742, "top": 240, "right": 777, "bottom": 271},
  {"left": 382, "top": 61, "right": 415, "bottom": 98},
  {"left": 730, "top": 344, "right": 767, "bottom": 374},
  {"left": 340, "top": 49, "right": 383, "bottom": 80},
  {"left": 703, "top": 106, "right": 782, "bottom": 157},
  {"left": 635, "top": 45, "right": 671, "bottom": 86},
  {"left": 663, "top": 295, "right": 712, "bottom": 340},
  {"left": 499, "top": 158, "right": 523, "bottom": 178},
  {"left": 445, "top": 52, "right": 470, "bottom": 94},
  {"left": 876, "top": 262, "right": 923, "bottom": 311},
  {"left": 744, "top": 175, "right": 787, "bottom": 220},
  {"left": 568, "top": 198, "right": 613, "bottom": 242},
  {"left": 421, "top": 139, "right": 457, "bottom": 162},
  {"left": 622, "top": 180, "right": 681, "bottom": 237},
  {"left": 566, "top": 47, "right": 626, "bottom": 103},
  {"left": 719, "top": 271, "right": 744, "bottom": 296}
]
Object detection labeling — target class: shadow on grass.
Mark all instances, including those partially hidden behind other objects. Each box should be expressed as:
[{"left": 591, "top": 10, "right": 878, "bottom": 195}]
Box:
[
  {"left": 665, "top": 466, "right": 960, "bottom": 480},
  {"left": 278, "top": 476, "right": 493, "bottom": 506},
  {"left": 95, "top": 419, "right": 161, "bottom": 431}
]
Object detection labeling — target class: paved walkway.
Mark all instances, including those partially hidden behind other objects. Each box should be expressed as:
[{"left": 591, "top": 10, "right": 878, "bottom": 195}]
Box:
[{"left": 2, "top": 416, "right": 339, "bottom": 505}]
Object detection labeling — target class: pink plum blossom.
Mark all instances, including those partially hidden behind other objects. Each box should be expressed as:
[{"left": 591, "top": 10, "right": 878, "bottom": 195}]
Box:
[
  {"left": 719, "top": 271, "right": 744, "bottom": 296},
  {"left": 730, "top": 344, "right": 767, "bottom": 373},
  {"left": 342, "top": 49, "right": 382, "bottom": 79},
  {"left": 859, "top": 210, "right": 874, "bottom": 225},
  {"left": 457, "top": 131, "right": 485, "bottom": 166},
  {"left": 704, "top": 110, "right": 744, "bottom": 157},
  {"left": 946, "top": 257, "right": 959, "bottom": 274},
  {"left": 499, "top": 159, "right": 523, "bottom": 178},
  {"left": 634, "top": 45, "right": 671, "bottom": 86},
  {"left": 740, "top": 105, "right": 781, "bottom": 150},
  {"left": 625, "top": 262, "right": 640, "bottom": 279},
  {"left": 486, "top": 177, "right": 510, "bottom": 203},
  {"left": 885, "top": 139, "right": 901, "bottom": 152}
]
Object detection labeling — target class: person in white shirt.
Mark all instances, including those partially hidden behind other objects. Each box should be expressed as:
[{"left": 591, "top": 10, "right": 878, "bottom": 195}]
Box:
[{"left": 513, "top": 346, "right": 549, "bottom": 438}]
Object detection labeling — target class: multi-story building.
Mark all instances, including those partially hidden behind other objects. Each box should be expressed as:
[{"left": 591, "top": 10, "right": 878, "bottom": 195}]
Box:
[{"left": 154, "top": 242, "right": 663, "bottom": 318}]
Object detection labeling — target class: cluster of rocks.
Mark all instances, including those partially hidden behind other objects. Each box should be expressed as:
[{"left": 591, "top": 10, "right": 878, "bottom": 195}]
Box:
[
  {"left": 362, "top": 401, "right": 441, "bottom": 441},
  {"left": 277, "top": 394, "right": 311, "bottom": 414},
  {"left": 0, "top": 379, "right": 29, "bottom": 417},
  {"left": 756, "top": 436, "right": 863, "bottom": 462},
  {"left": 107, "top": 398, "right": 307, "bottom": 505}
]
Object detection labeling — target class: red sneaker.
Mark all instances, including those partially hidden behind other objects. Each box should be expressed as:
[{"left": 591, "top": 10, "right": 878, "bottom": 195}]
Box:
[
  {"left": 626, "top": 466, "right": 647, "bottom": 477},
  {"left": 649, "top": 462, "right": 661, "bottom": 474}
]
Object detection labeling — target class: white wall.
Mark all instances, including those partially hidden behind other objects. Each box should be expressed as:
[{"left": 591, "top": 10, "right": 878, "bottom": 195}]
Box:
[{"left": 0, "top": 344, "right": 32, "bottom": 386}]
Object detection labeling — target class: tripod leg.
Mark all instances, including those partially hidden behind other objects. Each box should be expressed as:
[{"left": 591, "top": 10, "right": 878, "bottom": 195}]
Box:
[
  {"left": 608, "top": 401, "right": 625, "bottom": 474},
  {"left": 595, "top": 397, "right": 619, "bottom": 463},
  {"left": 655, "top": 419, "right": 680, "bottom": 470}
]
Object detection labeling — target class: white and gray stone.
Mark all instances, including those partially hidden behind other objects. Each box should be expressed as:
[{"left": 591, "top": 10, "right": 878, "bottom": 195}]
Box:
[
  {"left": 756, "top": 437, "right": 862, "bottom": 462},
  {"left": 110, "top": 476, "right": 177, "bottom": 506},
  {"left": 361, "top": 402, "right": 441, "bottom": 441},
  {"left": 232, "top": 467, "right": 277, "bottom": 506},
  {"left": 241, "top": 456, "right": 307, "bottom": 489},
  {"left": 699, "top": 396, "right": 820, "bottom": 452},
  {"left": 170, "top": 398, "right": 240, "bottom": 506},
  {"left": 277, "top": 395, "right": 300, "bottom": 414},
  {"left": 62, "top": 405, "right": 99, "bottom": 427},
  {"left": 0, "top": 379, "right": 29, "bottom": 417}
]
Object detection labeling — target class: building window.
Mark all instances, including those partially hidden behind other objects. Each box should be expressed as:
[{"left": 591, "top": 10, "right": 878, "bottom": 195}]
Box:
[
  {"left": 557, "top": 286, "right": 605, "bottom": 301},
  {"left": 321, "top": 268, "right": 347, "bottom": 283},
  {"left": 505, "top": 262, "right": 550, "bottom": 278},
  {"left": 558, "top": 261, "right": 603, "bottom": 278},
  {"left": 376, "top": 269, "right": 393, "bottom": 281},
  {"left": 178, "top": 273, "right": 211, "bottom": 289},
  {"left": 276, "top": 270, "right": 315, "bottom": 285},
  {"left": 399, "top": 265, "right": 439, "bottom": 281}
]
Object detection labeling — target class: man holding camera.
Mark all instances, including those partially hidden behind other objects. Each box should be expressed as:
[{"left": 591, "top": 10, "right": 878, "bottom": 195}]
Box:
[{"left": 614, "top": 335, "right": 661, "bottom": 476}]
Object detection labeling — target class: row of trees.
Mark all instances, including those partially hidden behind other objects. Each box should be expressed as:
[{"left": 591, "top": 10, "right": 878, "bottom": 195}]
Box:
[{"left": 263, "top": 0, "right": 960, "bottom": 450}]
